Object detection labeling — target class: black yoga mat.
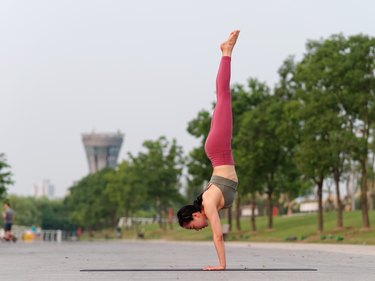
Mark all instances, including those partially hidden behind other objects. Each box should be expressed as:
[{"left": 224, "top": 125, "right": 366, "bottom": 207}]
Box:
[{"left": 81, "top": 268, "right": 317, "bottom": 272}]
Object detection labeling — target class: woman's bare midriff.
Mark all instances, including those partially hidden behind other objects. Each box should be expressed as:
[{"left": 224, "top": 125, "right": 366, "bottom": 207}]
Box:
[{"left": 212, "top": 165, "right": 238, "bottom": 182}]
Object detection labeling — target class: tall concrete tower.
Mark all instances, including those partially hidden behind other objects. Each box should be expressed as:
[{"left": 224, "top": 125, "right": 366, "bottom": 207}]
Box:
[{"left": 82, "top": 131, "right": 124, "bottom": 174}]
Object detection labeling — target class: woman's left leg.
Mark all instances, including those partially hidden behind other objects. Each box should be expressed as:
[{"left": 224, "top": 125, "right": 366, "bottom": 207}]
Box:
[{"left": 204, "top": 56, "right": 234, "bottom": 167}]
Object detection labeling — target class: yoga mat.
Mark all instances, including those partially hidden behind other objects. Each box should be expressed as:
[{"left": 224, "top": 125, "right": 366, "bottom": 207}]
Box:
[{"left": 81, "top": 268, "right": 318, "bottom": 272}]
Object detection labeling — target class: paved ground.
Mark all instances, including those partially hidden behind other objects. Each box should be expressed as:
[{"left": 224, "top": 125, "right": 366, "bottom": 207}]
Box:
[{"left": 0, "top": 240, "right": 374, "bottom": 281}]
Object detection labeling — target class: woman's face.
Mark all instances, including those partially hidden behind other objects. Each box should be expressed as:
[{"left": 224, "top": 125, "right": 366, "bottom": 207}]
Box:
[{"left": 184, "top": 212, "right": 208, "bottom": 230}]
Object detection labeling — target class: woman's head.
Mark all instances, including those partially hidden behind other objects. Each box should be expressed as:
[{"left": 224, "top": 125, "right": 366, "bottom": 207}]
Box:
[
  {"left": 177, "top": 194, "right": 208, "bottom": 230},
  {"left": 177, "top": 205, "right": 208, "bottom": 230}
]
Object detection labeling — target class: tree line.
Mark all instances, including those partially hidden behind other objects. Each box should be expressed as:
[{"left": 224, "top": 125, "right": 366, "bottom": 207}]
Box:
[{"left": 1, "top": 33, "right": 374, "bottom": 234}]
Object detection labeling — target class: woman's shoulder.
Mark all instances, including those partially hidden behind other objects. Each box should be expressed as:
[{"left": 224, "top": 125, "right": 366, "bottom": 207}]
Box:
[{"left": 202, "top": 185, "right": 223, "bottom": 208}]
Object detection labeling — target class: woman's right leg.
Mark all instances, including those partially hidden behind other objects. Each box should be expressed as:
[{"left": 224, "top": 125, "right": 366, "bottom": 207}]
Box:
[
  {"left": 204, "top": 30, "right": 240, "bottom": 167},
  {"left": 204, "top": 56, "right": 233, "bottom": 166}
]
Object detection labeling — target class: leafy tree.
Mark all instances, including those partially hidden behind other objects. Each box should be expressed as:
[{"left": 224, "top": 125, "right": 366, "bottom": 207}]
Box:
[
  {"left": 37, "top": 198, "right": 75, "bottom": 230},
  {"left": 293, "top": 48, "right": 339, "bottom": 233},
  {"left": 237, "top": 95, "right": 288, "bottom": 229},
  {"left": 65, "top": 168, "right": 115, "bottom": 230},
  {"left": 340, "top": 35, "right": 375, "bottom": 228},
  {"left": 104, "top": 160, "right": 146, "bottom": 220},
  {"left": 235, "top": 73, "right": 308, "bottom": 230},
  {"left": 293, "top": 34, "right": 375, "bottom": 229},
  {"left": 5, "top": 195, "right": 41, "bottom": 226},
  {"left": 275, "top": 57, "right": 319, "bottom": 216},
  {"left": 294, "top": 35, "right": 350, "bottom": 228},
  {"left": 233, "top": 79, "right": 271, "bottom": 231},
  {"left": 0, "top": 153, "right": 13, "bottom": 200},
  {"left": 2, "top": 195, "right": 75, "bottom": 230},
  {"left": 128, "top": 136, "right": 185, "bottom": 228}
]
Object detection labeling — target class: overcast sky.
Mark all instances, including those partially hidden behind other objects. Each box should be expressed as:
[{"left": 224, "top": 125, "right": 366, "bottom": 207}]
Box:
[{"left": 0, "top": 0, "right": 374, "bottom": 197}]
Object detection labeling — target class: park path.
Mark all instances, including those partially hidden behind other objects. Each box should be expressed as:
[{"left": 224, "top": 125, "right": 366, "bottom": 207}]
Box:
[{"left": 0, "top": 240, "right": 374, "bottom": 281}]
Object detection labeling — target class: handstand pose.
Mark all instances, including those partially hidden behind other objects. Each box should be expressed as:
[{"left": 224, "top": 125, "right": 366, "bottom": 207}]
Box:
[{"left": 177, "top": 30, "right": 240, "bottom": 271}]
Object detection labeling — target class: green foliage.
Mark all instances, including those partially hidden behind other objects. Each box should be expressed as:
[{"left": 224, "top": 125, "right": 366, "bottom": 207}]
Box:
[
  {"left": 292, "top": 33, "right": 375, "bottom": 229},
  {"left": 0, "top": 153, "right": 13, "bottom": 200},
  {"left": 233, "top": 73, "right": 311, "bottom": 228},
  {"left": 1, "top": 195, "right": 75, "bottom": 230},
  {"left": 65, "top": 136, "right": 184, "bottom": 230},
  {"left": 65, "top": 168, "right": 116, "bottom": 230},
  {"left": 233, "top": 79, "right": 271, "bottom": 196},
  {"left": 5, "top": 195, "right": 42, "bottom": 226},
  {"left": 104, "top": 161, "right": 146, "bottom": 219},
  {"left": 38, "top": 198, "right": 75, "bottom": 230},
  {"left": 128, "top": 137, "right": 185, "bottom": 225}
]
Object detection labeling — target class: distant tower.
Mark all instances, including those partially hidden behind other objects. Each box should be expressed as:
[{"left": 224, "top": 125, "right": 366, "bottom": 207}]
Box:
[
  {"left": 82, "top": 131, "right": 124, "bottom": 174},
  {"left": 34, "top": 179, "right": 55, "bottom": 199}
]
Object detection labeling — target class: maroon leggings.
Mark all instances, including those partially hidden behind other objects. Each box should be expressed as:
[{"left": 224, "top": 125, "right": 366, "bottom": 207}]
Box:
[{"left": 204, "top": 56, "right": 234, "bottom": 167}]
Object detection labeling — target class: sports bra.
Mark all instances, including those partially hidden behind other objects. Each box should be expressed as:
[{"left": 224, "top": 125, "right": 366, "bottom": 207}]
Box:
[{"left": 204, "top": 175, "right": 238, "bottom": 209}]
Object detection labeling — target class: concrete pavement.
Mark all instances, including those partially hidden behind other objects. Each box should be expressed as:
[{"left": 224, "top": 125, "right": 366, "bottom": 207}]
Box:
[{"left": 0, "top": 240, "right": 374, "bottom": 281}]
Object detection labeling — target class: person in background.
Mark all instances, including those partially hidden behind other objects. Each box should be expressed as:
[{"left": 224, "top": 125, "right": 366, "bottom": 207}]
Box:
[{"left": 2, "top": 201, "right": 16, "bottom": 242}]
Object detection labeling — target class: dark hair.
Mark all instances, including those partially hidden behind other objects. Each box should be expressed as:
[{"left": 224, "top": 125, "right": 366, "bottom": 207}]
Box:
[{"left": 177, "top": 193, "right": 203, "bottom": 227}]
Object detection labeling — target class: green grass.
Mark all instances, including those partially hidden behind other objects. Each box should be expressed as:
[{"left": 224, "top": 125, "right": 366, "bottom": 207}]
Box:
[{"left": 118, "top": 210, "right": 375, "bottom": 245}]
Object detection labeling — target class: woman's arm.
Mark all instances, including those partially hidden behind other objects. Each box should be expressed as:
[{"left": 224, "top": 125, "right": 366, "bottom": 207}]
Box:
[{"left": 203, "top": 203, "right": 226, "bottom": 270}]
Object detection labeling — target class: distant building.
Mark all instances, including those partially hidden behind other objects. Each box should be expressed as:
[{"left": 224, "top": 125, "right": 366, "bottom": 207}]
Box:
[
  {"left": 300, "top": 201, "right": 319, "bottom": 213},
  {"left": 34, "top": 179, "right": 55, "bottom": 199},
  {"left": 82, "top": 131, "right": 124, "bottom": 174},
  {"left": 241, "top": 205, "right": 259, "bottom": 216}
]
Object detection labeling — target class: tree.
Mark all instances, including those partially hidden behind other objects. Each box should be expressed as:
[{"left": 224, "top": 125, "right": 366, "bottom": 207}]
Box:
[
  {"left": 233, "top": 79, "right": 271, "bottom": 231},
  {"left": 234, "top": 74, "right": 308, "bottom": 231},
  {"left": 340, "top": 35, "right": 375, "bottom": 228},
  {"left": 2, "top": 195, "right": 75, "bottom": 230},
  {"left": 237, "top": 95, "right": 288, "bottom": 229},
  {"left": 65, "top": 168, "right": 115, "bottom": 230},
  {"left": 0, "top": 153, "right": 13, "bottom": 200},
  {"left": 293, "top": 34, "right": 375, "bottom": 229},
  {"left": 6, "top": 195, "right": 42, "bottom": 226},
  {"left": 104, "top": 160, "right": 146, "bottom": 220},
  {"left": 129, "top": 136, "right": 185, "bottom": 228}
]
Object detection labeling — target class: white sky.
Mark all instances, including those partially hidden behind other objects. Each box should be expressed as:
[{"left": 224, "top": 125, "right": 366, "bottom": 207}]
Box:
[{"left": 0, "top": 0, "right": 374, "bottom": 197}]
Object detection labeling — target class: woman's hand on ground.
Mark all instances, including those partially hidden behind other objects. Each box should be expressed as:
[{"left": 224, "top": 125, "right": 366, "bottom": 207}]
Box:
[{"left": 203, "top": 265, "right": 226, "bottom": 271}]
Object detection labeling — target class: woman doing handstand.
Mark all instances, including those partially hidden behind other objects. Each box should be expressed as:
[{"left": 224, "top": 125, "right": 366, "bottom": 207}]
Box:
[{"left": 177, "top": 30, "right": 240, "bottom": 271}]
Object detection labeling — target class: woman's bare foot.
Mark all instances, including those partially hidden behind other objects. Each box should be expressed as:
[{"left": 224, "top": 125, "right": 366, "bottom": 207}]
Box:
[{"left": 220, "top": 30, "right": 240, "bottom": 57}]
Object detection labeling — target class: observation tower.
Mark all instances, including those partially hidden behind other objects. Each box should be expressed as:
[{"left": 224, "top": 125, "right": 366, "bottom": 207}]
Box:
[{"left": 82, "top": 131, "right": 124, "bottom": 174}]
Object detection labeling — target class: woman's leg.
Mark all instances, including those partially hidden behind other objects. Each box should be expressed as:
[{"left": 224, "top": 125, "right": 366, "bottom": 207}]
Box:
[
  {"left": 204, "top": 57, "right": 234, "bottom": 166},
  {"left": 204, "top": 30, "right": 239, "bottom": 167}
]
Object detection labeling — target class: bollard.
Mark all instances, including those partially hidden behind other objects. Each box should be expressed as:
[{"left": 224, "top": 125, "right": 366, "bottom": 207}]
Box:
[{"left": 56, "top": 230, "right": 62, "bottom": 243}]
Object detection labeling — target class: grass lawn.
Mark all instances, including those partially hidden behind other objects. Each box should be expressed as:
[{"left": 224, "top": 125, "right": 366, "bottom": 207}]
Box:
[{"left": 118, "top": 210, "right": 375, "bottom": 245}]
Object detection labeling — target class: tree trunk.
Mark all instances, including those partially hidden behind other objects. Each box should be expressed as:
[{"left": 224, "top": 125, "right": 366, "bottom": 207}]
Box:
[
  {"left": 286, "top": 194, "right": 293, "bottom": 216},
  {"left": 157, "top": 208, "right": 165, "bottom": 229},
  {"left": 251, "top": 193, "right": 257, "bottom": 232},
  {"left": 227, "top": 206, "right": 232, "bottom": 232},
  {"left": 317, "top": 179, "right": 324, "bottom": 233},
  {"left": 345, "top": 166, "right": 355, "bottom": 211},
  {"left": 360, "top": 160, "right": 370, "bottom": 228},
  {"left": 235, "top": 195, "right": 241, "bottom": 231},
  {"left": 333, "top": 170, "right": 343, "bottom": 229},
  {"left": 267, "top": 190, "right": 273, "bottom": 229},
  {"left": 158, "top": 209, "right": 164, "bottom": 229}
]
